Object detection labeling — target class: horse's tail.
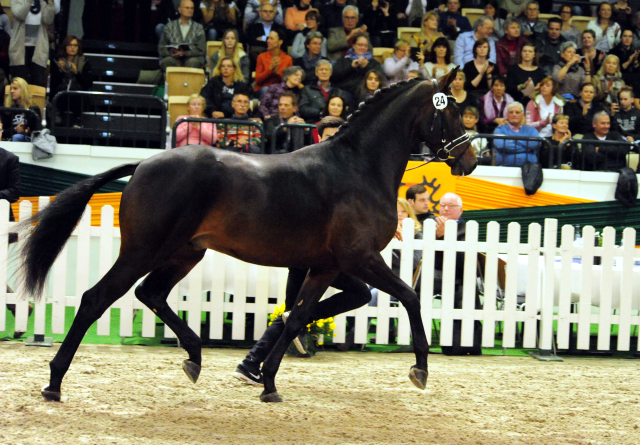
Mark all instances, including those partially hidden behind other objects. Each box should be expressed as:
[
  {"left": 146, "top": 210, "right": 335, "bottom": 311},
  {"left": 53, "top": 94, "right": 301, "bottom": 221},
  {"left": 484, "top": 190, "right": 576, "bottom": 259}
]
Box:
[{"left": 19, "top": 162, "right": 141, "bottom": 300}]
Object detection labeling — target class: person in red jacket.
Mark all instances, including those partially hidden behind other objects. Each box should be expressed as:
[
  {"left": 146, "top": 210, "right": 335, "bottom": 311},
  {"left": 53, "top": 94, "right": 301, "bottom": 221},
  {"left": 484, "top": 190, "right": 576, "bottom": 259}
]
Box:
[
  {"left": 495, "top": 18, "right": 528, "bottom": 77},
  {"left": 254, "top": 29, "right": 292, "bottom": 98}
]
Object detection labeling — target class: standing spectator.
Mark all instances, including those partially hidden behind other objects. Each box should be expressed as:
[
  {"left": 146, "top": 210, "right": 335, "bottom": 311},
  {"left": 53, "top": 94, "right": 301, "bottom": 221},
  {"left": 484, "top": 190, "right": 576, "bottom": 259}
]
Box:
[
  {"left": 578, "top": 30, "right": 605, "bottom": 75},
  {"left": 535, "top": 18, "right": 567, "bottom": 76},
  {"left": 383, "top": 40, "right": 426, "bottom": 85},
  {"left": 200, "top": 57, "right": 252, "bottom": 118},
  {"left": 3, "top": 77, "right": 40, "bottom": 142},
  {"left": 581, "top": 112, "right": 629, "bottom": 171},
  {"left": 362, "top": 0, "right": 396, "bottom": 48},
  {"left": 611, "top": 29, "right": 640, "bottom": 91},
  {"left": 216, "top": 93, "right": 262, "bottom": 153},
  {"left": 611, "top": 86, "right": 640, "bottom": 142},
  {"left": 493, "top": 102, "right": 541, "bottom": 166},
  {"left": 290, "top": 12, "right": 327, "bottom": 60},
  {"left": 506, "top": 42, "right": 545, "bottom": 106},
  {"left": 415, "top": 11, "right": 444, "bottom": 57},
  {"left": 525, "top": 76, "right": 565, "bottom": 138},
  {"left": 299, "top": 60, "right": 339, "bottom": 122},
  {"left": 484, "top": 0, "right": 504, "bottom": 41},
  {"left": 174, "top": 94, "right": 217, "bottom": 147},
  {"left": 245, "top": 1, "right": 287, "bottom": 67},
  {"left": 438, "top": 0, "right": 472, "bottom": 40},
  {"left": 200, "top": 0, "right": 238, "bottom": 42},
  {"left": 453, "top": 16, "right": 496, "bottom": 68},
  {"left": 593, "top": 55, "right": 625, "bottom": 111},
  {"left": 158, "top": 0, "right": 207, "bottom": 71},
  {"left": 547, "top": 114, "right": 573, "bottom": 167},
  {"left": 479, "top": 75, "right": 513, "bottom": 133},
  {"left": 10, "top": 0, "right": 55, "bottom": 87},
  {"left": 587, "top": 2, "right": 621, "bottom": 52},
  {"left": 332, "top": 34, "right": 382, "bottom": 98},
  {"left": 355, "top": 68, "right": 386, "bottom": 103},
  {"left": 516, "top": 1, "right": 547, "bottom": 41},
  {"left": 254, "top": 29, "right": 293, "bottom": 96},
  {"left": 396, "top": 0, "right": 427, "bottom": 28},
  {"left": 496, "top": 18, "right": 527, "bottom": 77},
  {"left": 564, "top": 83, "right": 604, "bottom": 136},
  {"left": 553, "top": 41, "right": 591, "bottom": 98},
  {"left": 327, "top": 5, "right": 370, "bottom": 62},
  {"left": 292, "top": 31, "right": 327, "bottom": 85},
  {"left": 463, "top": 38, "right": 495, "bottom": 96},
  {"left": 259, "top": 66, "right": 304, "bottom": 120},
  {"left": 423, "top": 37, "right": 454, "bottom": 80},
  {"left": 612, "top": 0, "right": 635, "bottom": 31},
  {"left": 559, "top": 4, "right": 581, "bottom": 45},
  {"left": 210, "top": 29, "right": 251, "bottom": 85},
  {"left": 450, "top": 70, "right": 478, "bottom": 117}
]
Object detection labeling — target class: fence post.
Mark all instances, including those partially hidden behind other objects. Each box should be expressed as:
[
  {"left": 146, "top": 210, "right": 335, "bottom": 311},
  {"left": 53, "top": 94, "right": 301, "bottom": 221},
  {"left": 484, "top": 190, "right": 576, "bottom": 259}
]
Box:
[{"left": 0, "top": 200, "right": 8, "bottom": 332}]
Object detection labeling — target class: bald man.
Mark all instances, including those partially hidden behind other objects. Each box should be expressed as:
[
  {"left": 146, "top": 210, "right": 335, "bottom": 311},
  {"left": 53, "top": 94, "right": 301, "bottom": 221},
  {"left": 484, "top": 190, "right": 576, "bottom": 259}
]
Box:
[{"left": 158, "top": 0, "right": 207, "bottom": 71}]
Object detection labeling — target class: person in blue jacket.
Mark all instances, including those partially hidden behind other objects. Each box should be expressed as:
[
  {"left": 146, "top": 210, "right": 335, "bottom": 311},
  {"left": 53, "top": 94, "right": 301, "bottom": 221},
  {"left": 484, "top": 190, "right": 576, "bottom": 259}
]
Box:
[{"left": 493, "top": 101, "right": 541, "bottom": 166}]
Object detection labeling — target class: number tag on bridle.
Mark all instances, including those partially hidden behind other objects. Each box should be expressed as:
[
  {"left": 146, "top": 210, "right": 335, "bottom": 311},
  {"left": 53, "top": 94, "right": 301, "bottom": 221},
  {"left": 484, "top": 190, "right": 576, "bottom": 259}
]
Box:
[{"left": 433, "top": 93, "right": 447, "bottom": 110}]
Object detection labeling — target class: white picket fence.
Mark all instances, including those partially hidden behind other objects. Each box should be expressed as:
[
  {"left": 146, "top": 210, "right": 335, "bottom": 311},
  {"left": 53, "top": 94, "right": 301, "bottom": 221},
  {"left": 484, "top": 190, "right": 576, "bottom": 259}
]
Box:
[{"left": 1, "top": 198, "right": 639, "bottom": 353}]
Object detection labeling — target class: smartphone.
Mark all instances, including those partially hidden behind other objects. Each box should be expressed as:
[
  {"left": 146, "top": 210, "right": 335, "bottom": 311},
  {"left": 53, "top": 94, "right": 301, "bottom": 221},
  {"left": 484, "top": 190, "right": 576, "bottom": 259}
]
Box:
[{"left": 410, "top": 47, "right": 420, "bottom": 62}]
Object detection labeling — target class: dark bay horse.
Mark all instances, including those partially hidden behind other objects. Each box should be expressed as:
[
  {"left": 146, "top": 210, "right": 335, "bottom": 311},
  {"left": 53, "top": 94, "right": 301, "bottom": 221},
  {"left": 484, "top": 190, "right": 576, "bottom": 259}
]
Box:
[{"left": 19, "top": 70, "right": 476, "bottom": 403}]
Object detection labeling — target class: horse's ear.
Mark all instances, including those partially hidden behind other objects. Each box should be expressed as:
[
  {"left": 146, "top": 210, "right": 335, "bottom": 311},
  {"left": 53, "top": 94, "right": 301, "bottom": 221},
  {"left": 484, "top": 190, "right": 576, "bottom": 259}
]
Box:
[{"left": 438, "top": 67, "right": 459, "bottom": 92}]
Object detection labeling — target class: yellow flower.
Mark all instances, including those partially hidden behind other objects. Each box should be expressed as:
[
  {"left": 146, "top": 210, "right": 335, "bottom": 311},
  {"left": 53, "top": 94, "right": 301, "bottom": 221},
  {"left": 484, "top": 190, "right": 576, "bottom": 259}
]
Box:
[
  {"left": 316, "top": 321, "right": 324, "bottom": 328},
  {"left": 327, "top": 317, "right": 333, "bottom": 322},
  {"left": 329, "top": 322, "right": 336, "bottom": 330},
  {"left": 318, "top": 341, "right": 324, "bottom": 345}
]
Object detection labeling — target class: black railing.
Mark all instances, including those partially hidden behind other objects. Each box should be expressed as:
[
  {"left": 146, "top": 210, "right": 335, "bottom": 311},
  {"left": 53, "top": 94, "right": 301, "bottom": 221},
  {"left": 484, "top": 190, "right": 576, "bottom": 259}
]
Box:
[
  {"left": 269, "top": 123, "right": 317, "bottom": 155},
  {"left": 559, "top": 138, "right": 638, "bottom": 172},
  {"left": 0, "top": 107, "right": 42, "bottom": 142},
  {"left": 171, "top": 117, "right": 265, "bottom": 153},
  {"left": 50, "top": 91, "right": 166, "bottom": 149}
]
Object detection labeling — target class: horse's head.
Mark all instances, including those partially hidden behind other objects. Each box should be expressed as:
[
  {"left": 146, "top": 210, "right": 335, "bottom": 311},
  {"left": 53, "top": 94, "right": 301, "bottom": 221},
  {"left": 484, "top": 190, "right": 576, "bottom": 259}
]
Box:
[{"left": 415, "top": 69, "right": 477, "bottom": 177}]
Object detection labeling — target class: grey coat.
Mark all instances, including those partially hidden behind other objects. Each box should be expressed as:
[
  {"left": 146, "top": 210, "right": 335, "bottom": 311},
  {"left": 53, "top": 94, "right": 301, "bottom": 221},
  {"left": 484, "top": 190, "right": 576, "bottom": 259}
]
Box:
[
  {"left": 158, "top": 19, "right": 206, "bottom": 59},
  {"left": 10, "top": 0, "right": 55, "bottom": 68}
]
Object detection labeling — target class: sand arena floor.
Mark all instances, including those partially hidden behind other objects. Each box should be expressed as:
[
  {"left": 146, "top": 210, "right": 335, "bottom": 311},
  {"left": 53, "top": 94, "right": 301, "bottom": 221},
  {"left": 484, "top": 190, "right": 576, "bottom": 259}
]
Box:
[{"left": 0, "top": 343, "right": 639, "bottom": 445}]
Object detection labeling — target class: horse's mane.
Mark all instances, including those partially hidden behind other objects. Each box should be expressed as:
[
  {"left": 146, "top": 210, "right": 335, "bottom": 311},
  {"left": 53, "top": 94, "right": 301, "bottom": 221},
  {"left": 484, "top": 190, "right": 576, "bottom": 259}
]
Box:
[{"left": 334, "top": 78, "right": 427, "bottom": 138}]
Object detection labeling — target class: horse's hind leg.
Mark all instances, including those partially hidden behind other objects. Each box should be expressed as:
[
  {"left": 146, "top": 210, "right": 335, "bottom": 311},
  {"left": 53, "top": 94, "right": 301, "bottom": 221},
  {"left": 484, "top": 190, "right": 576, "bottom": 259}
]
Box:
[
  {"left": 134, "top": 248, "right": 207, "bottom": 384},
  {"left": 42, "top": 257, "right": 149, "bottom": 402},
  {"left": 349, "top": 253, "right": 430, "bottom": 390}
]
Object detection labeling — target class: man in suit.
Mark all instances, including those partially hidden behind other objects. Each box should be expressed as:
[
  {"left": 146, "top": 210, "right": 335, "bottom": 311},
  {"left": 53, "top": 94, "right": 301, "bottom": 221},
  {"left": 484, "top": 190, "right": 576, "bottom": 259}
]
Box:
[
  {"left": 158, "top": 0, "right": 207, "bottom": 71},
  {"left": 245, "top": 1, "right": 287, "bottom": 68}
]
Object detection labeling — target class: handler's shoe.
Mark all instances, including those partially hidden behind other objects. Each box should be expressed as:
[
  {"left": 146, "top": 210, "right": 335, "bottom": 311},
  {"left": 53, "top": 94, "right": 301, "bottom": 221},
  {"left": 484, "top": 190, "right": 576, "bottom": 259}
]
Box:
[
  {"left": 233, "top": 362, "right": 263, "bottom": 387},
  {"left": 282, "top": 311, "right": 307, "bottom": 355}
]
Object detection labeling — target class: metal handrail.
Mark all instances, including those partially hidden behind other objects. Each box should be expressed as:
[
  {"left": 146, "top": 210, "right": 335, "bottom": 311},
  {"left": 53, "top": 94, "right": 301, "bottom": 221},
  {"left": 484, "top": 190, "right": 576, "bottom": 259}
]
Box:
[
  {"left": 468, "top": 133, "right": 555, "bottom": 167},
  {"left": 558, "top": 138, "right": 638, "bottom": 172},
  {"left": 269, "top": 123, "right": 317, "bottom": 154},
  {"left": 172, "top": 117, "right": 265, "bottom": 153}
]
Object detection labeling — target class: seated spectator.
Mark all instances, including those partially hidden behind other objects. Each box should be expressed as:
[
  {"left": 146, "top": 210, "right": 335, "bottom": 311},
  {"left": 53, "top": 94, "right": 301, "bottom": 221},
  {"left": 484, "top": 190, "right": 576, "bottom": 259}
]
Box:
[
  {"left": 484, "top": 0, "right": 505, "bottom": 41},
  {"left": 479, "top": 75, "right": 512, "bottom": 133},
  {"left": 593, "top": 55, "right": 625, "bottom": 110},
  {"left": 547, "top": 114, "right": 573, "bottom": 167},
  {"left": 299, "top": 60, "right": 338, "bottom": 123},
  {"left": 216, "top": 93, "right": 262, "bottom": 153},
  {"left": 450, "top": 71, "right": 478, "bottom": 117},
  {"left": 535, "top": 18, "right": 567, "bottom": 76},
  {"left": 243, "top": 0, "right": 284, "bottom": 30},
  {"left": 611, "top": 29, "right": 640, "bottom": 92},
  {"left": 391, "top": 197, "right": 423, "bottom": 277},
  {"left": 581, "top": 111, "right": 629, "bottom": 171},
  {"left": 384, "top": 40, "right": 426, "bottom": 85},
  {"left": 259, "top": 66, "right": 304, "bottom": 120},
  {"left": 174, "top": 94, "right": 217, "bottom": 148},
  {"left": 362, "top": 0, "right": 397, "bottom": 48},
  {"left": 292, "top": 31, "right": 327, "bottom": 85},
  {"left": 201, "top": 57, "right": 252, "bottom": 118},
  {"left": 327, "top": 5, "right": 371, "bottom": 62},
  {"left": 564, "top": 83, "right": 605, "bottom": 136},
  {"left": 463, "top": 38, "right": 495, "bottom": 96},
  {"left": 406, "top": 69, "right": 426, "bottom": 80},
  {"left": 200, "top": 0, "right": 238, "bottom": 42},
  {"left": 423, "top": 37, "right": 454, "bottom": 80},
  {"left": 588, "top": 2, "right": 621, "bottom": 51},
  {"left": 332, "top": 34, "right": 382, "bottom": 98},
  {"left": 553, "top": 42, "right": 591, "bottom": 99},
  {"left": 285, "top": 0, "right": 319, "bottom": 34},
  {"left": 493, "top": 102, "right": 541, "bottom": 166},
  {"left": 396, "top": 0, "right": 427, "bottom": 29},
  {"left": 462, "top": 106, "right": 489, "bottom": 159},
  {"left": 559, "top": 5, "right": 581, "bottom": 45},
  {"left": 313, "top": 90, "right": 350, "bottom": 142},
  {"left": 3, "top": 77, "right": 41, "bottom": 142},
  {"left": 210, "top": 29, "right": 250, "bottom": 85},
  {"left": 317, "top": 115, "right": 345, "bottom": 142},
  {"left": 254, "top": 29, "right": 293, "bottom": 96},
  {"left": 496, "top": 18, "right": 527, "bottom": 77},
  {"left": 155, "top": 0, "right": 204, "bottom": 41},
  {"left": 438, "top": 0, "right": 472, "bottom": 40},
  {"left": 611, "top": 86, "right": 640, "bottom": 142},
  {"left": 578, "top": 30, "right": 605, "bottom": 75},
  {"left": 406, "top": 184, "right": 434, "bottom": 223},
  {"left": 453, "top": 16, "right": 496, "bottom": 68},
  {"left": 414, "top": 11, "right": 444, "bottom": 56},
  {"left": 264, "top": 92, "right": 308, "bottom": 153},
  {"left": 290, "top": 12, "right": 327, "bottom": 60},
  {"left": 355, "top": 68, "right": 386, "bottom": 103},
  {"left": 158, "top": 0, "right": 206, "bottom": 71},
  {"left": 245, "top": 1, "right": 287, "bottom": 67},
  {"left": 526, "top": 76, "right": 565, "bottom": 138},
  {"left": 612, "top": 0, "right": 636, "bottom": 29},
  {"left": 506, "top": 42, "right": 545, "bottom": 106},
  {"left": 50, "top": 35, "right": 93, "bottom": 127},
  {"left": 516, "top": 1, "right": 547, "bottom": 41}
]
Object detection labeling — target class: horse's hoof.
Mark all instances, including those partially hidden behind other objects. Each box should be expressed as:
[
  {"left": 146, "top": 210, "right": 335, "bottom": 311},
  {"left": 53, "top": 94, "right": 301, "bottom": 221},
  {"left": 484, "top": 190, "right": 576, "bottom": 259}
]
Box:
[
  {"left": 408, "top": 366, "right": 428, "bottom": 390},
  {"left": 41, "top": 385, "right": 61, "bottom": 402},
  {"left": 260, "top": 391, "right": 283, "bottom": 403},
  {"left": 182, "top": 360, "right": 201, "bottom": 384}
]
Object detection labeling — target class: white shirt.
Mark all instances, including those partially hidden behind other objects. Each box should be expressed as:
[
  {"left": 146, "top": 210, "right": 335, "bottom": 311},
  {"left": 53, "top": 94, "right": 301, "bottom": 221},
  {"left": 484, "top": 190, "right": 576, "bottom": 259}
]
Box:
[{"left": 538, "top": 100, "right": 555, "bottom": 137}]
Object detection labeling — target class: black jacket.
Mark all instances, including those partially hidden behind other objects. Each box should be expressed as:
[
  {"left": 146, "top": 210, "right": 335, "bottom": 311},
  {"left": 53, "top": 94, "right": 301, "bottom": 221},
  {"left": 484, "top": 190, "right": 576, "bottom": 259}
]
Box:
[{"left": 200, "top": 77, "right": 252, "bottom": 118}]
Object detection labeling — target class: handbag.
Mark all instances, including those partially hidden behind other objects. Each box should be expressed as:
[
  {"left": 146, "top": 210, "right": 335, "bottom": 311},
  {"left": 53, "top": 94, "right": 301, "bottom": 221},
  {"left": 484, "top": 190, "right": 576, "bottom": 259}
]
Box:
[{"left": 31, "top": 128, "right": 57, "bottom": 160}]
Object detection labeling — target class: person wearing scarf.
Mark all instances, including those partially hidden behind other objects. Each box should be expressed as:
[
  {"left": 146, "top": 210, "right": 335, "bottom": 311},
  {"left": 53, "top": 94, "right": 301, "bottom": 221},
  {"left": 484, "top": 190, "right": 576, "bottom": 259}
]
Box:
[
  {"left": 479, "top": 75, "right": 513, "bottom": 132},
  {"left": 593, "top": 54, "right": 626, "bottom": 110},
  {"left": 292, "top": 31, "right": 327, "bottom": 85},
  {"left": 331, "top": 34, "right": 381, "bottom": 98},
  {"left": 525, "top": 76, "right": 565, "bottom": 138}
]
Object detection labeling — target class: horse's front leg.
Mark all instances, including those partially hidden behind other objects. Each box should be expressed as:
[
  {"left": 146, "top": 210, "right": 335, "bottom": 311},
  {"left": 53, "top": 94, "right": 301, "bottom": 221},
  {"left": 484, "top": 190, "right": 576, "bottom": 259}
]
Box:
[
  {"left": 350, "top": 252, "right": 429, "bottom": 390},
  {"left": 260, "top": 268, "right": 338, "bottom": 403}
]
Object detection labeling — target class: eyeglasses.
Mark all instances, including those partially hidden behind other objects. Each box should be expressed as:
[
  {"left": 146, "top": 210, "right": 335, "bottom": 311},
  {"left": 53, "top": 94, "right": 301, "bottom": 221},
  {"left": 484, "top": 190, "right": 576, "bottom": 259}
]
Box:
[{"left": 440, "top": 204, "right": 460, "bottom": 209}]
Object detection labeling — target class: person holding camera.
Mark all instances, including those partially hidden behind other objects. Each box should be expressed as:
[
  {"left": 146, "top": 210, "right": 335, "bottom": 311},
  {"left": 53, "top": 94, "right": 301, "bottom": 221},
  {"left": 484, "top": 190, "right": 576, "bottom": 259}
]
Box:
[
  {"left": 362, "top": 0, "right": 396, "bottom": 48},
  {"left": 383, "top": 39, "right": 425, "bottom": 85}
]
